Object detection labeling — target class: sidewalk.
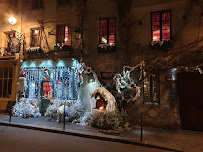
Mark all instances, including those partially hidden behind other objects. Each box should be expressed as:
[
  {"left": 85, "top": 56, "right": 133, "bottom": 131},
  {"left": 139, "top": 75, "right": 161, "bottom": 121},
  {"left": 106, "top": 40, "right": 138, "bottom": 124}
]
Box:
[{"left": 0, "top": 114, "right": 202, "bottom": 152}]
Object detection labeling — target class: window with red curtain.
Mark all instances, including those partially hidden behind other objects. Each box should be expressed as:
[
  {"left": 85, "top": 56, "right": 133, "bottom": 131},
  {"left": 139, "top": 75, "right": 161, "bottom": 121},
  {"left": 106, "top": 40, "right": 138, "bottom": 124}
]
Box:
[
  {"left": 152, "top": 10, "right": 170, "bottom": 42},
  {"left": 31, "top": 28, "right": 42, "bottom": 47},
  {"left": 56, "top": 25, "right": 69, "bottom": 46},
  {"left": 99, "top": 18, "right": 116, "bottom": 45}
]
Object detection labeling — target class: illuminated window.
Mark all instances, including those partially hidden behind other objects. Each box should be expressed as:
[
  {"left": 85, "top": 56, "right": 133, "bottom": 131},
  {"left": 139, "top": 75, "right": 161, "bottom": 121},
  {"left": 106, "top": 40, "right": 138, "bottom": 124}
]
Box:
[
  {"left": 0, "top": 68, "right": 13, "bottom": 98},
  {"left": 31, "top": 28, "right": 42, "bottom": 47},
  {"left": 143, "top": 73, "right": 160, "bottom": 104},
  {"left": 42, "top": 82, "right": 53, "bottom": 100},
  {"left": 99, "top": 18, "right": 116, "bottom": 45},
  {"left": 57, "top": 0, "right": 70, "bottom": 5},
  {"left": 56, "top": 25, "right": 70, "bottom": 46},
  {"left": 152, "top": 10, "right": 171, "bottom": 41},
  {"left": 32, "top": 0, "right": 43, "bottom": 9}
]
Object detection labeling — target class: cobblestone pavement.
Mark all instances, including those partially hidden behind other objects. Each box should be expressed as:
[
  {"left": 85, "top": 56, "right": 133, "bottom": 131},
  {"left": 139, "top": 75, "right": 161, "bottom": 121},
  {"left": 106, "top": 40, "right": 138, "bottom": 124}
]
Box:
[{"left": 0, "top": 114, "right": 202, "bottom": 152}]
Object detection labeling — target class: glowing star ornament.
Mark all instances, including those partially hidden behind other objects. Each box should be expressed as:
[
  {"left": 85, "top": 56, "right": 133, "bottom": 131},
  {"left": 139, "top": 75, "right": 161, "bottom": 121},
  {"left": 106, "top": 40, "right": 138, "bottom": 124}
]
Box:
[{"left": 9, "top": 17, "right": 17, "bottom": 25}]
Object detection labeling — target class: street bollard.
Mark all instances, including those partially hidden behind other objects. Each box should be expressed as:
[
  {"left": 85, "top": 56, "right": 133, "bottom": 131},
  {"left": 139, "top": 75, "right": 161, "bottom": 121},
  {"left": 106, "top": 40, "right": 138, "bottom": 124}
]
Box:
[
  {"left": 9, "top": 101, "right": 12, "bottom": 123},
  {"left": 141, "top": 112, "right": 143, "bottom": 141},
  {"left": 63, "top": 104, "right": 65, "bottom": 130}
]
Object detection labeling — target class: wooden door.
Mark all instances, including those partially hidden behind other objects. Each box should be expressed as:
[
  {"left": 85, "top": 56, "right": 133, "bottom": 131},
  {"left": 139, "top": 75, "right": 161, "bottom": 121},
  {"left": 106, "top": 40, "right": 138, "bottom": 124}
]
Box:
[{"left": 178, "top": 72, "right": 203, "bottom": 131}]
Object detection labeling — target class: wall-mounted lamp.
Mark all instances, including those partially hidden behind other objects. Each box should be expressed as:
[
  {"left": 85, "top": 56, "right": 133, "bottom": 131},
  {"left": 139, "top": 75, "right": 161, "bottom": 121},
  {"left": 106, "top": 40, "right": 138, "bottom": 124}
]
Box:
[
  {"left": 89, "top": 78, "right": 94, "bottom": 83},
  {"left": 74, "top": 28, "right": 82, "bottom": 39},
  {"left": 9, "top": 17, "right": 17, "bottom": 25}
]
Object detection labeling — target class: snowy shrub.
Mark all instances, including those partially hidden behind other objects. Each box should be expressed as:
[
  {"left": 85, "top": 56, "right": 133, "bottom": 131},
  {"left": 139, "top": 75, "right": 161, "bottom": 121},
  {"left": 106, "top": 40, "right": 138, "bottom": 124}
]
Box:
[
  {"left": 12, "top": 98, "right": 41, "bottom": 118},
  {"left": 81, "top": 110, "right": 129, "bottom": 130},
  {"left": 44, "top": 102, "right": 60, "bottom": 119},
  {"left": 45, "top": 100, "right": 68, "bottom": 120},
  {"left": 67, "top": 100, "right": 85, "bottom": 123},
  {"left": 45, "top": 99, "right": 85, "bottom": 123}
]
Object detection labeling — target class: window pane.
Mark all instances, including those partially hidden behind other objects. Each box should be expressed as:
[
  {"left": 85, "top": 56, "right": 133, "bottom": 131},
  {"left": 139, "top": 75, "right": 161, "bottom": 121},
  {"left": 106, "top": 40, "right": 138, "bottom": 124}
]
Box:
[
  {"left": 57, "top": 25, "right": 65, "bottom": 46},
  {"left": 42, "top": 82, "right": 53, "bottom": 100},
  {"left": 162, "top": 19, "right": 170, "bottom": 40},
  {"left": 31, "top": 29, "right": 42, "bottom": 47},
  {"left": 3, "top": 80, "right": 7, "bottom": 98},
  {"left": 0, "top": 68, "right": 3, "bottom": 78},
  {"left": 4, "top": 68, "right": 8, "bottom": 78},
  {"left": 109, "top": 19, "right": 115, "bottom": 27},
  {"left": 100, "top": 36, "right": 107, "bottom": 44},
  {"left": 152, "top": 74, "right": 158, "bottom": 102},
  {"left": 29, "top": 82, "right": 36, "bottom": 99},
  {"left": 100, "top": 20, "right": 107, "bottom": 28},
  {"left": 100, "top": 27, "right": 107, "bottom": 36},
  {"left": 0, "top": 79, "right": 2, "bottom": 97},
  {"left": 162, "top": 29, "right": 170, "bottom": 40},
  {"left": 152, "top": 13, "right": 160, "bottom": 41},
  {"left": 152, "top": 30, "right": 160, "bottom": 41},
  {"left": 109, "top": 35, "right": 115, "bottom": 44},
  {"left": 109, "top": 27, "right": 115, "bottom": 35},
  {"left": 152, "top": 13, "right": 160, "bottom": 22},
  {"left": 8, "top": 79, "right": 12, "bottom": 98},
  {"left": 162, "top": 12, "right": 170, "bottom": 21},
  {"left": 9, "top": 68, "right": 13, "bottom": 78},
  {"left": 144, "top": 81, "right": 150, "bottom": 102},
  {"left": 64, "top": 26, "right": 69, "bottom": 46}
]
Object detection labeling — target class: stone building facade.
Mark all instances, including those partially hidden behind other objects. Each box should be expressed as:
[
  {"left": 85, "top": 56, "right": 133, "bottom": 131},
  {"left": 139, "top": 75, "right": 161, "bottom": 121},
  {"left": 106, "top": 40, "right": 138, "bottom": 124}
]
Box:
[{"left": 0, "top": 0, "right": 202, "bottom": 130}]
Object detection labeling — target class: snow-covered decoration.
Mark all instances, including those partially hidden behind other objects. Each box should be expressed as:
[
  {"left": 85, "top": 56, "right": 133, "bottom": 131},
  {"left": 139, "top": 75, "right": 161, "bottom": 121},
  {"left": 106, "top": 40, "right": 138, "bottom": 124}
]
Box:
[
  {"left": 68, "top": 99, "right": 85, "bottom": 123},
  {"left": 113, "top": 61, "right": 144, "bottom": 103},
  {"left": 18, "top": 77, "right": 25, "bottom": 92},
  {"left": 57, "top": 105, "right": 70, "bottom": 122},
  {"left": 45, "top": 99, "right": 84, "bottom": 123},
  {"left": 75, "top": 62, "right": 102, "bottom": 86},
  {"left": 90, "top": 97, "right": 96, "bottom": 113},
  {"left": 91, "top": 87, "right": 116, "bottom": 112},
  {"left": 45, "top": 99, "right": 75, "bottom": 119},
  {"left": 12, "top": 98, "right": 41, "bottom": 118},
  {"left": 171, "top": 65, "right": 203, "bottom": 75},
  {"left": 80, "top": 109, "right": 128, "bottom": 130}
]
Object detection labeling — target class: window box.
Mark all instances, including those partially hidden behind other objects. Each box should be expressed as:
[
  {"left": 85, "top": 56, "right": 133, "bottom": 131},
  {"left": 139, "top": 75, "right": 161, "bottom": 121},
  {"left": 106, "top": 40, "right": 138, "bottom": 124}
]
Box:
[
  {"left": 53, "top": 44, "right": 70, "bottom": 52},
  {"left": 26, "top": 47, "right": 43, "bottom": 54},
  {"left": 97, "top": 44, "right": 116, "bottom": 53},
  {"left": 151, "top": 40, "right": 172, "bottom": 50}
]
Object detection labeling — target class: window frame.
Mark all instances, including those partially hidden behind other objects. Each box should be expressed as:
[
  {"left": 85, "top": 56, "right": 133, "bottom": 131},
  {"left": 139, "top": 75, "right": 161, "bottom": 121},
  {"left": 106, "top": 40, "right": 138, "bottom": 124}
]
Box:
[
  {"left": 0, "top": 67, "right": 13, "bottom": 98},
  {"left": 56, "top": 24, "right": 70, "bottom": 47},
  {"left": 143, "top": 73, "right": 160, "bottom": 104},
  {"left": 57, "top": 0, "right": 71, "bottom": 6},
  {"left": 31, "top": 28, "right": 43, "bottom": 47},
  {"left": 151, "top": 10, "right": 171, "bottom": 42},
  {"left": 99, "top": 17, "right": 116, "bottom": 45},
  {"left": 32, "top": 0, "right": 43, "bottom": 9}
]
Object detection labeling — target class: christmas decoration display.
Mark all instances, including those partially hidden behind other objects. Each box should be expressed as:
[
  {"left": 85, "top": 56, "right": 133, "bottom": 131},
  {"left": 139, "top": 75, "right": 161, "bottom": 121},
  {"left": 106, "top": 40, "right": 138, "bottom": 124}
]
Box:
[
  {"left": 113, "top": 61, "right": 144, "bottom": 103},
  {"left": 12, "top": 98, "right": 41, "bottom": 118},
  {"left": 91, "top": 87, "right": 116, "bottom": 112},
  {"left": 80, "top": 109, "right": 129, "bottom": 131},
  {"left": 45, "top": 99, "right": 84, "bottom": 123},
  {"left": 57, "top": 105, "right": 70, "bottom": 122}
]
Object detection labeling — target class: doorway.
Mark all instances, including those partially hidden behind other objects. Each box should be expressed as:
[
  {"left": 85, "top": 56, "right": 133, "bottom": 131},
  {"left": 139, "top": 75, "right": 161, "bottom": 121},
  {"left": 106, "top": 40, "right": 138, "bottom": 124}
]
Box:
[{"left": 178, "top": 72, "right": 203, "bottom": 131}]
